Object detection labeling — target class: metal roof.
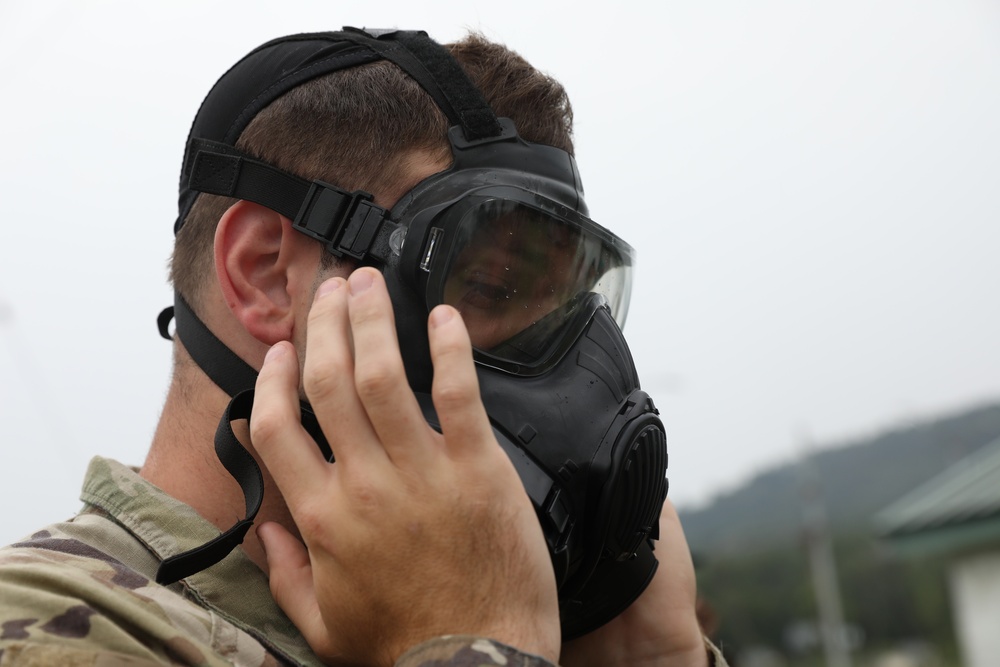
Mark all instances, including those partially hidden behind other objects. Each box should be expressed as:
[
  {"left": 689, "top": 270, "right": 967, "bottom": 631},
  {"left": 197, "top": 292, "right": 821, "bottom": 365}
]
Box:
[{"left": 875, "top": 436, "right": 1000, "bottom": 540}]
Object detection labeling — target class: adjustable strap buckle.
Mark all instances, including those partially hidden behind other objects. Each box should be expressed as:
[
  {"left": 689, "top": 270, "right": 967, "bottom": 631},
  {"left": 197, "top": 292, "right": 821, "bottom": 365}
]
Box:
[
  {"left": 293, "top": 181, "right": 389, "bottom": 261},
  {"left": 186, "top": 140, "right": 394, "bottom": 264}
]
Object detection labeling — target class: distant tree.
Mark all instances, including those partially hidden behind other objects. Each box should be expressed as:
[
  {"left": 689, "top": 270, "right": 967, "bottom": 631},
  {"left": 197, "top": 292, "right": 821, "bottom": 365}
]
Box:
[{"left": 695, "top": 532, "right": 955, "bottom": 660}]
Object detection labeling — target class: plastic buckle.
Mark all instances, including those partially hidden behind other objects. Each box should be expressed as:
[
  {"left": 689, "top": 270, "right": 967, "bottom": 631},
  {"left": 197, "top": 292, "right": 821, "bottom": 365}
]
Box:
[{"left": 292, "top": 181, "right": 386, "bottom": 261}]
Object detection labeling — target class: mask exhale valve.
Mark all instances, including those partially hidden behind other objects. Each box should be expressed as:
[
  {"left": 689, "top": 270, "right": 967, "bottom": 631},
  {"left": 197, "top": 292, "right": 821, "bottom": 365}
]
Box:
[
  {"left": 416, "top": 293, "right": 667, "bottom": 636},
  {"left": 470, "top": 295, "right": 667, "bottom": 637}
]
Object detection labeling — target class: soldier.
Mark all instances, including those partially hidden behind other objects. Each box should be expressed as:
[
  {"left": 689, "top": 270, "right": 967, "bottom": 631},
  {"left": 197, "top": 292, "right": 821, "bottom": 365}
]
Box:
[{"left": 0, "top": 29, "right": 725, "bottom": 667}]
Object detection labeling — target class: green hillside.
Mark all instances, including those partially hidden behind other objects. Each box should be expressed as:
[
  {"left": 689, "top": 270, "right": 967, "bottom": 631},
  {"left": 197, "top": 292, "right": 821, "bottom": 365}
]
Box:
[
  {"left": 677, "top": 400, "right": 1000, "bottom": 664},
  {"left": 679, "top": 401, "right": 1000, "bottom": 557}
]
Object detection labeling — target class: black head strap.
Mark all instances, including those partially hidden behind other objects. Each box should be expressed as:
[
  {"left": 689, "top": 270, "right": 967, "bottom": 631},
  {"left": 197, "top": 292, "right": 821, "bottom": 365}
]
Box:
[
  {"left": 159, "top": 27, "right": 504, "bottom": 584},
  {"left": 338, "top": 28, "right": 503, "bottom": 141},
  {"left": 163, "top": 293, "right": 257, "bottom": 397},
  {"left": 176, "top": 39, "right": 381, "bottom": 232},
  {"left": 156, "top": 299, "right": 334, "bottom": 585},
  {"left": 184, "top": 139, "right": 396, "bottom": 263},
  {"left": 177, "top": 28, "right": 505, "bottom": 232}
]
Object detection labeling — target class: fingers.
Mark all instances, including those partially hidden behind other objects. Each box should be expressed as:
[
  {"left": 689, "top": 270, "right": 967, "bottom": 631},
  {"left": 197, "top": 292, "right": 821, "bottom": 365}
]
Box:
[
  {"left": 427, "top": 305, "right": 495, "bottom": 459},
  {"left": 250, "top": 341, "right": 326, "bottom": 509},
  {"left": 343, "top": 269, "right": 434, "bottom": 465},
  {"left": 258, "top": 271, "right": 493, "bottom": 480},
  {"left": 252, "top": 269, "right": 562, "bottom": 664},
  {"left": 560, "top": 498, "right": 704, "bottom": 667},
  {"left": 655, "top": 499, "right": 698, "bottom": 601},
  {"left": 302, "top": 276, "right": 384, "bottom": 467},
  {"left": 257, "top": 522, "right": 333, "bottom": 657}
]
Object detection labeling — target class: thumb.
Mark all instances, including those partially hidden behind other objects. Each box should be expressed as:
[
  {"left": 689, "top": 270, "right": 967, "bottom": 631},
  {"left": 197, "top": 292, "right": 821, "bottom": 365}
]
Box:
[{"left": 257, "top": 522, "right": 334, "bottom": 657}]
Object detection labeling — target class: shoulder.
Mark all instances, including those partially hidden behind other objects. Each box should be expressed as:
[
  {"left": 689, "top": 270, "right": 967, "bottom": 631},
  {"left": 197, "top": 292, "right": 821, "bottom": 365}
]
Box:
[
  {"left": 397, "top": 636, "right": 558, "bottom": 667},
  {"left": 0, "top": 642, "right": 165, "bottom": 666},
  {"left": 0, "top": 528, "right": 236, "bottom": 666}
]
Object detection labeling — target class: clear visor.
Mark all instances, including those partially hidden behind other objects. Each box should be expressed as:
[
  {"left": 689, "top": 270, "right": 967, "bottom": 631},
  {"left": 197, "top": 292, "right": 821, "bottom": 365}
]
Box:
[{"left": 436, "top": 199, "right": 632, "bottom": 370}]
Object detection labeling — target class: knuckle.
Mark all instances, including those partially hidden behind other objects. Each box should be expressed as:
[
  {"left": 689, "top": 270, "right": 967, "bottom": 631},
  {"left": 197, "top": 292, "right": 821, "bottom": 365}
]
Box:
[
  {"left": 303, "top": 358, "right": 344, "bottom": 402},
  {"left": 343, "top": 476, "right": 384, "bottom": 515},
  {"left": 292, "top": 501, "right": 329, "bottom": 540},
  {"left": 432, "top": 378, "right": 477, "bottom": 413},
  {"left": 249, "top": 404, "right": 293, "bottom": 445},
  {"left": 353, "top": 360, "right": 401, "bottom": 403}
]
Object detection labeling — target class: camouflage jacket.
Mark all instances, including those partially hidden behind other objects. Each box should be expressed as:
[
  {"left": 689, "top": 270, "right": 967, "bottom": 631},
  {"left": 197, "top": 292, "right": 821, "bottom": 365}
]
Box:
[{"left": 0, "top": 457, "right": 558, "bottom": 666}]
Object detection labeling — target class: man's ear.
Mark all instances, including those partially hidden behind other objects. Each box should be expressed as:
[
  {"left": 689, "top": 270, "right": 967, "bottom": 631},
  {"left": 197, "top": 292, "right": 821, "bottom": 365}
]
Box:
[{"left": 214, "top": 200, "right": 316, "bottom": 345}]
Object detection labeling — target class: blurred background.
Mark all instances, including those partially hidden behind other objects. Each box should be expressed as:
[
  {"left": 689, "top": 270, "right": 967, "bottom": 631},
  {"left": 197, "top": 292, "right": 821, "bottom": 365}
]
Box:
[{"left": 1, "top": 2, "right": 998, "bottom": 665}]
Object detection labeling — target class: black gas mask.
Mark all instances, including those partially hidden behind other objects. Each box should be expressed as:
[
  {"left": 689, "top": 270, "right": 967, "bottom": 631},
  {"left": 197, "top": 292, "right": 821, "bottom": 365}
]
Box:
[{"left": 157, "top": 28, "right": 668, "bottom": 640}]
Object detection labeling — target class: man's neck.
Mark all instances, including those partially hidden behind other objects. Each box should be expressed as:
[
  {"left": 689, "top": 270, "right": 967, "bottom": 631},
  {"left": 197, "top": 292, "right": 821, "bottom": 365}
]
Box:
[{"left": 141, "top": 356, "right": 294, "bottom": 573}]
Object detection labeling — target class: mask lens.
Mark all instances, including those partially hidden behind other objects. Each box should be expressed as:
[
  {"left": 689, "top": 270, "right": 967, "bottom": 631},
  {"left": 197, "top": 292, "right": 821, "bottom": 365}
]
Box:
[{"left": 440, "top": 199, "right": 631, "bottom": 366}]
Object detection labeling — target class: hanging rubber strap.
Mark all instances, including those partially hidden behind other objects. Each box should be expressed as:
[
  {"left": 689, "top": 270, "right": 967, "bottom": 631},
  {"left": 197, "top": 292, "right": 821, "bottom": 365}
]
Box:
[
  {"left": 158, "top": 296, "right": 333, "bottom": 461},
  {"left": 156, "top": 296, "right": 335, "bottom": 584},
  {"left": 154, "top": 392, "right": 334, "bottom": 584},
  {"left": 151, "top": 375, "right": 334, "bottom": 585},
  {"left": 339, "top": 28, "right": 504, "bottom": 142},
  {"left": 159, "top": 292, "right": 257, "bottom": 398},
  {"left": 156, "top": 389, "right": 260, "bottom": 585}
]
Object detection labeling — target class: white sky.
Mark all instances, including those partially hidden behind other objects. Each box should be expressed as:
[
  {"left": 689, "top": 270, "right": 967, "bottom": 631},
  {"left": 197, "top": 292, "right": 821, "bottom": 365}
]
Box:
[{"left": 1, "top": 0, "right": 998, "bottom": 544}]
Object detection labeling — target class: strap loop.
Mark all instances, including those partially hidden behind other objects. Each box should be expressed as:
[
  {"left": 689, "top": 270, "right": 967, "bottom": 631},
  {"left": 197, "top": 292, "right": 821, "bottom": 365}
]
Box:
[{"left": 292, "top": 182, "right": 392, "bottom": 261}]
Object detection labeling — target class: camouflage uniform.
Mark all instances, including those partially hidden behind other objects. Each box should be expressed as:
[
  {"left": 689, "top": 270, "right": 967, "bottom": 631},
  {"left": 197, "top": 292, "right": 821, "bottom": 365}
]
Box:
[{"left": 0, "top": 457, "right": 556, "bottom": 666}]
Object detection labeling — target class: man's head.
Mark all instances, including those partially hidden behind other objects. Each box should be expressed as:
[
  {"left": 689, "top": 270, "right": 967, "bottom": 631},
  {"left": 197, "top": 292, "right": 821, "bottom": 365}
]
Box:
[
  {"left": 170, "top": 33, "right": 575, "bottom": 312},
  {"left": 154, "top": 31, "right": 665, "bottom": 637}
]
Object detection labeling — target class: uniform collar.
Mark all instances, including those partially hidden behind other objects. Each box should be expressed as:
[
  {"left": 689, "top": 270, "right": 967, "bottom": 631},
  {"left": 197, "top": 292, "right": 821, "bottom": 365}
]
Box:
[{"left": 80, "top": 456, "right": 322, "bottom": 667}]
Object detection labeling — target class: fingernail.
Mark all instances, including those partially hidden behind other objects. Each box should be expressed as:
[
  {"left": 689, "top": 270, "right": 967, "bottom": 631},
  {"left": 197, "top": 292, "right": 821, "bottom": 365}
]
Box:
[
  {"left": 429, "top": 305, "right": 454, "bottom": 328},
  {"left": 348, "top": 269, "right": 374, "bottom": 295},
  {"left": 316, "top": 277, "right": 343, "bottom": 299},
  {"left": 264, "top": 343, "right": 286, "bottom": 363}
]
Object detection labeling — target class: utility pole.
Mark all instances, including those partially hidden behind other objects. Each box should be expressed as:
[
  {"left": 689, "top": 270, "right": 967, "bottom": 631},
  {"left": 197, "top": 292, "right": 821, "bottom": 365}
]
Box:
[{"left": 798, "top": 442, "right": 853, "bottom": 667}]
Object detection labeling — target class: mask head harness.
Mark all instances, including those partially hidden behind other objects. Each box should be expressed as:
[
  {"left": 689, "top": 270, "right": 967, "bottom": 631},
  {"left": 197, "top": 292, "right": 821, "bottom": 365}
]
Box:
[{"left": 158, "top": 28, "right": 668, "bottom": 639}]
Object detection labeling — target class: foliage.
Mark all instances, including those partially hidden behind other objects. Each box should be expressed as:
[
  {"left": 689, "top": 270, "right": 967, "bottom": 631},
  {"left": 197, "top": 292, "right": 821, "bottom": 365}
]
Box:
[
  {"left": 680, "top": 402, "right": 1000, "bottom": 559},
  {"left": 679, "top": 402, "right": 1000, "bottom": 661},
  {"left": 696, "top": 532, "right": 956, "bottom": 659}
]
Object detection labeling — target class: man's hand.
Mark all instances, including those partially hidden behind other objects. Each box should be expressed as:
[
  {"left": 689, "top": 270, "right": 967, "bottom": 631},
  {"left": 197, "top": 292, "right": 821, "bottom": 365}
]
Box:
[
  {"left": 251, "top": 269, "right": 560, "bottom": 666},
  {"left": 560, "top": 500, "right": 709, "bottom": 667}
]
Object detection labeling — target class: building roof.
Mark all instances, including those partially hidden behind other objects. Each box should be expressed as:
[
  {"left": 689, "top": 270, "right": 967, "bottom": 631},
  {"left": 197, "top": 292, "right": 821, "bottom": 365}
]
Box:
[{"left": 874, "top": 436, "right": 1000, "bottom": 555}]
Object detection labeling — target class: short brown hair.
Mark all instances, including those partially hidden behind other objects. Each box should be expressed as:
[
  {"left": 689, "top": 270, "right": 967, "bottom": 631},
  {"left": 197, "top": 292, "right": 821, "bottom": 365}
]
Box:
[{"left": 170, "top": 33, "right": 574, "bottom": 304}]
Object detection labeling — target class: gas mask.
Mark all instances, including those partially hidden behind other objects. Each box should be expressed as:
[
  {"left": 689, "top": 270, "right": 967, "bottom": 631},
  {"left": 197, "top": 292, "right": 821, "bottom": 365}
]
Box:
[{"left": 157, "top": 28, "right": 668, "bottom": 639}]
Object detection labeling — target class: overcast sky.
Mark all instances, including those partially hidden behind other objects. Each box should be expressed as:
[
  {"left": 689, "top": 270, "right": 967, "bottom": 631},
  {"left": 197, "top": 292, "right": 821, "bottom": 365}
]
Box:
[{"left": 1, "top": 0, "right": 998, "bottom": 545}]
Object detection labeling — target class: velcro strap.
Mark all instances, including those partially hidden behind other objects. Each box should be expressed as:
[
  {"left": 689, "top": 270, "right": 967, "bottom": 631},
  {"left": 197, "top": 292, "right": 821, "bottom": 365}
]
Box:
[
  {"left": 186, "top": 140, "right": 393, "bottom": 263},
  {"left": 340, "top": 28, "right": 503, "bottom": 142},
  {"left": 189, "top": 144, "right": 310, "bottom": 220}
]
